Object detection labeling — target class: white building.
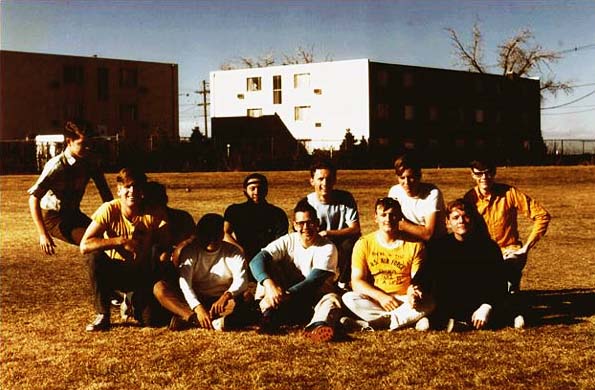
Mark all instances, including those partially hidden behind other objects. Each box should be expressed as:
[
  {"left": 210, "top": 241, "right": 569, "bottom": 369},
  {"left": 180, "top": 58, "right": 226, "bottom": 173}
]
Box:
[{"left": 210, "top": 59, "right": 370, "bottom": 152}]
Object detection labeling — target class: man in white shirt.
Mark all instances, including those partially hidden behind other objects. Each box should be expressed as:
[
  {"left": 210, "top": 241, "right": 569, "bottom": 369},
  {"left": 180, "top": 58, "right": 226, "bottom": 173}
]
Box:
[
  {"left": 249, "top": 200, "right": 341, "bottom": 342},
  {"left": 153, "top": 214, "right": 251, "bottom": 331},
  {"left": 388, "top": 153, "right": 446, "bottom": 242}
]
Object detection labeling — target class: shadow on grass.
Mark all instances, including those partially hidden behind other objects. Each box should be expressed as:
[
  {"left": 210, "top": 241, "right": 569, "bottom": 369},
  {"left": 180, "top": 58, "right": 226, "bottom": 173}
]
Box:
[{"left": 524, "top": 288, "right": 595, "bottom": 326}]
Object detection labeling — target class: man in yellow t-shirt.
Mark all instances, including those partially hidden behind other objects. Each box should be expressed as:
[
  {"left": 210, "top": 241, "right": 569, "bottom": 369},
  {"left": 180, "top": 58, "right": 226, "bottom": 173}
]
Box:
[
  {"left": 80, "top": 167, "right": 168, "bottom": 332},
  {"left": 342, "top": 197, "right": 433, "bottom": 331}
]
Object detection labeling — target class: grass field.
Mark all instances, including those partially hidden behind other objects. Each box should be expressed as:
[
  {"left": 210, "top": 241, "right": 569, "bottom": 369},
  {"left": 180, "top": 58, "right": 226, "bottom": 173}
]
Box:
[{"left": 1, "top": 166, "right": 594, "bottom": 390}]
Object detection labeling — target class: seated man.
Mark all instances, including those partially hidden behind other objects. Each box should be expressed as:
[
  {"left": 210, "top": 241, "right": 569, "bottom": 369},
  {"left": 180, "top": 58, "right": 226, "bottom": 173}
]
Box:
[
  {"left": 416, "top": 199, "right": 508, "bottom": 331},
  {"left": 249, "top": 200, "right": 341, "bottom": 342},
  {"left": 153, "top": 214, "right": 251, "bottom": 331},
  {"left": 388, "top": 153, "right": 446, "bottom": 242},
  {"left": 342, "top": 197, "right": 433, "bottom": 331},
  {"left": 80, "top": 167, "right": 168, "bottom": 332},
  {"left": 299, "top": 158, "right": 360, "bottom": 289},
  {"left": 224, "top": 173, "right": 288, "bottom": 262}
]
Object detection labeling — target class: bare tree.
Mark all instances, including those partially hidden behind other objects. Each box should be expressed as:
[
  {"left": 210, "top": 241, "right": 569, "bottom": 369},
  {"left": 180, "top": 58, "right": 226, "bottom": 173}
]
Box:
[
  {"left": 447, "top": 23, "right": 572, "bottom": 96},
  {"left": 220, "top": 45, "right": 331, "bottom": 70}
]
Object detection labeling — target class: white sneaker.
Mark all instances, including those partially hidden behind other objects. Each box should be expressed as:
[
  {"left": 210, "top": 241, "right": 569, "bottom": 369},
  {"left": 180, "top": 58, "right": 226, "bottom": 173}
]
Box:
[
  {"left": 339, "top": 316, "right": 373, "bottom": 332},
  {"left": 415, "top": 317, "right": 430, "bottom": 332},
  {"left": 212, "top": 316, "right": 226, "bottom": 331},
  {"left": 513, "top": 315, "right": 525, "bottom": 329},
  {"left": 120, "top": 292, "right": 134, "bottom": 322}
]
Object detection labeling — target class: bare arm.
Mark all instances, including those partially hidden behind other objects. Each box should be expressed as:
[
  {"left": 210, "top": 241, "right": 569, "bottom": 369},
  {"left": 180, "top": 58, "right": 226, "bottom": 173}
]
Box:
[
  {"left": 28, "top": 195, "right": 56, "bottom": 255},
  {"left": 398, "top": 211, "right": 439, "bottom": 242},
  {"left": 223, "top": 221, "right": 244, "bottom": 254},
  {"left": 351, "top": 260, "right": 400, "bottom": 312},
  {"left": 320, "top": 220, "right": 361, "bottom": 239},
  {"left": 79, "top": 220, "right": 136, "bottom": 259}
]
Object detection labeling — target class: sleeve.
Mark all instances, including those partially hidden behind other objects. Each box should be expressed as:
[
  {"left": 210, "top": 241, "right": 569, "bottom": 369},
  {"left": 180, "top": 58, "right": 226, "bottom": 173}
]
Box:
[
  {"left": 510, "top": 187, "right": 551, "bottom": 246},
  {"left": 225, "top": 249, "right": 249, "bottom": 296},
  {"left": 249, "top": 250, "right": 273, "bottom": 283},
  {"left": 351, "top": 237, "right": 368, "bottom": 275},
  {"left": 27, "top": 158, "right": 60, "bottom": 198},
  {"left": 343, "top": 192, "right": 360, "bottom": 224},
  {"left": 178, "top": 246, "right": 201, "bottom": 309},
  {"left": 91, "top": 168, "right": 113, "bottom": 203},
  {"left": 312, "top": 241, "right": 339, "bottom": 275},
  {"left": 425, "top": 188, "right": 443, "bottom": 214},
  {"left": 262, "top": 234, "right": 291, "bottom": 262},
  {"left": 272, "top": 208, "right": 289, "bottom": 239},
  {"left": 287, "top": 268, "right": 334, "bottom": 295},
  {"left": 90, "top": 202, "right": 112, "bottom": 227}
]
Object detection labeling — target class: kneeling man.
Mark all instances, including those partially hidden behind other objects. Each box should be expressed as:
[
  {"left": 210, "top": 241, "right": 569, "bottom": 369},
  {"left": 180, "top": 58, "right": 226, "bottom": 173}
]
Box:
[
  {"left": 342, "top": 197, "right": 433, "bottom": 331},
  {"left": 249, "top": 200, "right": 341, "bottom": 342}
]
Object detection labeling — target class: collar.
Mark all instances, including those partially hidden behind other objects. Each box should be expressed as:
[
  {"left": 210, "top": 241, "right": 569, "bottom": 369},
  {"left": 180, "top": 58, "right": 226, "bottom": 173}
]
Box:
[{"left": 64, "top": 149, "right": 77, "bottom": 166}]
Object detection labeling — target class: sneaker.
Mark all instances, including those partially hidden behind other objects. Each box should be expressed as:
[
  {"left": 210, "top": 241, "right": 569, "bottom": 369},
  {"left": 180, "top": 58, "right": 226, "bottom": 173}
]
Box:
[
  {"left": 415, "top": 317, "right": 430, "bottom": 332},
  {"left": 304, "top": 323, "right": 335, "bottom": 342},
  {"left": 339, "top": 316, "right": 374, "bottom": 332},
  {"left": 212, "top": 316, "right": 226, "bottom": 331},
  {"left": 120, "top": 292, "right": 134, "bottom": 322},
  {"left": 446, "top": 318, "right": 470, "bottom": 333},
  {"left": 257, "top": 309, "right": 280, "bottom": 334},
  {"left": 86, "top": 314, "right": 110, "bottom": 332},
  {"left": 513, "top": 315, "right": 525, "bottom": 329}
]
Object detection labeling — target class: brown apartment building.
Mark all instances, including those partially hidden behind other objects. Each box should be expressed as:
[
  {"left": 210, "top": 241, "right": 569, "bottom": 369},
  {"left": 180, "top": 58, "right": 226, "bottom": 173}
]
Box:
[{"left": 0, "top": 50, "right": 178, "bottom": 148}]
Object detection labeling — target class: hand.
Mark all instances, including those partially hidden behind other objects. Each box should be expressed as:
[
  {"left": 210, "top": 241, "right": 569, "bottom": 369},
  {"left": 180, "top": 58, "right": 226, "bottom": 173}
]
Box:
[
  {"left": 210, "top": 292, "right": 231, "bottom": 317},
  {"left": 119, "top": 237, "right": 140, "bottom": 261},
  {"left": 318, "top": 230, "right": 328, "bottom": 237},
  {"left": 194, "top": 305, "right": 213, "bottom": 330},
  {"left": 377, "top": 293, "right": 401, "bottom": 312},
  {"left": 262, "top": 279, "right": 286, "bottom": 310},
  {"left": 503, "top": 246, "right": 528, "bottom": 259},
  {"left": 471, "top": 304, "right": 492, "bottom": 329},
  {"left": 39, "top": 233, "right": 56, "bottom": 255},
  {"left": 407, "top": 285, "right": 424, "bottom": 308}
]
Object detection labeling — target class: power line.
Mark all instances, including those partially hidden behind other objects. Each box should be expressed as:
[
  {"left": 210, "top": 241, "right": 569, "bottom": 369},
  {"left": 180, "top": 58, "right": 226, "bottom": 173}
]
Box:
[
  {"left": 542, "top": 107, "right": 595, "bottom": 115},
  {"left": 555, "top": 43, "right": 595, "bottom": 54},
  {"left": 541, "top": 89, "right": 595, "bottom": 110}
]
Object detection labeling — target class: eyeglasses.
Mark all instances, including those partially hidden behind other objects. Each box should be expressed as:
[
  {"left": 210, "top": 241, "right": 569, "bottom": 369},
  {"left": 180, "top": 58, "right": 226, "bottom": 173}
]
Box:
[
  {"left": 294, "top": 220, "right": 317, "bottom": 228},
  {"left": 471, "top": 170, "right": 494, "bottom": 178}
]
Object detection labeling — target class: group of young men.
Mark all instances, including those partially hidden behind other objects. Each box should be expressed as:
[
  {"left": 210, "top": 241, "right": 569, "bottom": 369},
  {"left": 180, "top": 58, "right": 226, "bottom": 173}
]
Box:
[{"left": 29, "top": 123, "right": 551, "bottom": 341}]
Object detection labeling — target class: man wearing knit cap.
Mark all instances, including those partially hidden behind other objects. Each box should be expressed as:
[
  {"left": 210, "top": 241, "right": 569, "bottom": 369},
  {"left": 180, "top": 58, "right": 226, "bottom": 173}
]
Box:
[{"left": 224, "top": 173, "right": 289, "bottom": 263}]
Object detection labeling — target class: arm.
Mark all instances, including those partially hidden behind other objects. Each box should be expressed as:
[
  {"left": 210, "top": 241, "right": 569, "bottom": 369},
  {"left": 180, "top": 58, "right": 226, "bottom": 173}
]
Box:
[
  {"left": 287, "top": 268, "right": 334, "bottom": 295},
  {"left": 223, "top": 220, "right": 244, "bottom": 254},
  {"left": 351, "top": 250, "right": 401, "bottom": 312},
  {"left": 92, "top": 172, "right": 114, "bottom": 203},
  {"left": 250, "top": 250, "right": 286, "bottom": 309},
  {"left": 320, "top": 220, "right": 361, "bottom": 239},
  {"left": 398, "top": 212, "right": 439, "bottom": 242},
  {"left": 178, "top": 253, "right": 213, "bottom": 329},
  {"left": 507, "top": 189, "right": 551, "bottom": 256},
  {"left": 79, "top": 220, "right": 138, "bottom": 261},
  {"left": 28, "top": 195, "right": 56, "bottom": 255}
]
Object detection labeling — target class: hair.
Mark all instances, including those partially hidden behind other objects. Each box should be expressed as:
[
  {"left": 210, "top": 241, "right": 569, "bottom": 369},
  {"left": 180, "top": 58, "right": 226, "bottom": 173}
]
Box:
[
  {"left": 243, "top": 173, "right": 268, "bottom": 189},
  {"left": 446, "top": 198, "right": 490, "bottom": 237},
  {"left": 446, "top": 198, "right": 474, "bottom": 216},
  {"left": 470, "top": 158, "right": 496, "bottom": 173},
  {"left": 63, "top": 121, "right": 87, "bottom": 141},
  {"left": 196, "top": 213, "right": 224, "bottom": 244},
  {"left": 116, "top": 166, "right": 147, "bottom": 186},
  {"left": 393, "top": 153, "right": 422, "bottom": 178},
  {"left": 309, "top": 157, "right": 336, "bottom": 178},
  {"left": 375, "top": 197, "right": 403, "bottom": 217},
  {"left": 293, "top": 199, "right": 318, "bottom": 219},
  {"left": 144, "top": 181, "right": 168, "bottom": 207}
]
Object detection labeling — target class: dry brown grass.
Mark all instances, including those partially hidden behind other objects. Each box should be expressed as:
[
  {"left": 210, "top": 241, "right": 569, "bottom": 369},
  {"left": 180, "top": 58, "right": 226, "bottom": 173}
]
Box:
[{"left": 1, "top": 167, "right": 594, "bottom": 390}]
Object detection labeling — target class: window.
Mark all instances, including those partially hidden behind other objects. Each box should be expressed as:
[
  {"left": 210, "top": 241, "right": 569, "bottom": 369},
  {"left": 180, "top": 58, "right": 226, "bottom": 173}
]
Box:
[
  {"left": 377, "top": 103, "right": 390, "bottom": 120},
  {"left": 403, "top": 72, "right": 414, "bottom": 88},
  {"left": 120, "top": 68, "right": 138, "bottom": 88},
  {"left": 97, "top": 68, "right": 109, "bottom": 100},
  {"left": 404, "top": 105, "right": 415, "bottom": 121},
  {"left": 429, "top": 106, "right": 439, "bottom": 121},
  {"left": 247, "top": 108, "right": 263, "bottom": 118},
  {"left": 237, "top": 93, "right": 245, "bottom": 99},
  {"left": 294, "top": 106, "right": 311, "bottom": 121},
  {"left": 315, "top": 122, "right": 322, "bottom": 127},
  {"left": 475, "top": 109, "right": 485, "bottom": 123},
  {"left": 294, "top": 73, "right": 310, "bottom": 88},
  {"left": 313, "top": 88, "right": 322, "bottom": 95},
  {"left": 247, "top": 77, "right": 261, "bottom": 91},
  {"left": 377, "top": 70, "right": 389, "bottom": 87},
  {"left": 63, "top": 65, "right": 84, "bottom": 85},
  {"left": 120, "top": 104, "right": 138, "bottom": 121},
  {"left": 273, "top": 75, "right": 282, "bottom": 104}
]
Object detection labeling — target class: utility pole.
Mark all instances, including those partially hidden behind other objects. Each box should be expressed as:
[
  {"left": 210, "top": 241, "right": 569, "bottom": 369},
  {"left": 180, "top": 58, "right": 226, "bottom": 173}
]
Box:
[{"left": 197, "top": 80, "right": 210, "bottom": 138}]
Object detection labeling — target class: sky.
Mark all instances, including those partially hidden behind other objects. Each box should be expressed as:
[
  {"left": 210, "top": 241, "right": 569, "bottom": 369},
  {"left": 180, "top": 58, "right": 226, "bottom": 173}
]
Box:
[{"left": 2, "top": 0, "right": 594, "bottom": 139}]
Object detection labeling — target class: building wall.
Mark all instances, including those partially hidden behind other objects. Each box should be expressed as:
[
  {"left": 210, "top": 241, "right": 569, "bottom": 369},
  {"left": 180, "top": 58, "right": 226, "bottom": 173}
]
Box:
[
  {"left": 0, "top": 50, "right": 178, "bottom": 148},
  {"left": 210, "top": 59, "right": 370, "bottom": 152}
]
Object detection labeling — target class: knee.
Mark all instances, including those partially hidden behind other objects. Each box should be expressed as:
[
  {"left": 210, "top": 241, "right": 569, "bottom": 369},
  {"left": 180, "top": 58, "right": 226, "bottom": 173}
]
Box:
[{"left": 153, "top": 280, "right": 167, "bottom": 300}]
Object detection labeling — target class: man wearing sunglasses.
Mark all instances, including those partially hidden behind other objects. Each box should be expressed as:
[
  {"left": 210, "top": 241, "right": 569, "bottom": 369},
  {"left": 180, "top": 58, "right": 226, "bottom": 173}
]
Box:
[{"left": 464, "top": 159, "right": 550, "bottom": 328}]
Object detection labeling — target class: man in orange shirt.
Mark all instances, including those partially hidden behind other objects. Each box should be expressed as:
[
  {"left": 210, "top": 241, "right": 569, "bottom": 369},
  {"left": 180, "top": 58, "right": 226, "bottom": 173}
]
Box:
[{"left": 464, "top": 159, "right": 550, "bottom": 327}]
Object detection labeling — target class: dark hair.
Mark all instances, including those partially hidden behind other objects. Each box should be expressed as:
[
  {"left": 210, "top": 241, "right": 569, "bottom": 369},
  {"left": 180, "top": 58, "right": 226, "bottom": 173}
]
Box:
[
  {"left": 375, "top": 197, "right": 403, "bottom": 216},
  {"left": 294, "top": 199, "right": 318, "bottom": 219},
  {"left": 446, "top": 198, "right": 475, "bottom": 216},
  {"left": 393, "top": 153, "right": 422, "bottom": 178},
  {"left": 63, "top": 121, "right": 87, "bottom": 141},
  {"left": 446, "top": 198, "right": 490, "bottom": 237},
  {"left": 470, "top": 158, "right": 496, "bottom": 173},
  {"left": 309, "top": 158, "right": 336, "bottom": 178},
  {"left": 116, "top": 166, "right": 147, "bottom": 186},
  {"left": 144, "top": 181, "right": 168, "bottom": 207},
  {"left": 196, "top": 213, "right": 224, "bottom": 245},
  {"left": 243, "top": 173, "right": 268, "bottom": 189}
]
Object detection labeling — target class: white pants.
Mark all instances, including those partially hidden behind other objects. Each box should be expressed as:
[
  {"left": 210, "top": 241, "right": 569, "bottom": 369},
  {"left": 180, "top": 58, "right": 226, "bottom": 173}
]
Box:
[{"left": 342, "top": 291, "right": 433, "bottom": 330}]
